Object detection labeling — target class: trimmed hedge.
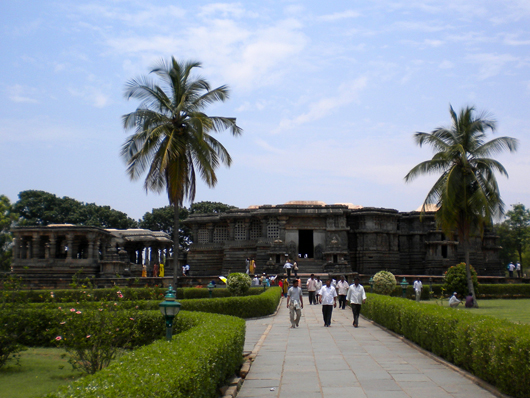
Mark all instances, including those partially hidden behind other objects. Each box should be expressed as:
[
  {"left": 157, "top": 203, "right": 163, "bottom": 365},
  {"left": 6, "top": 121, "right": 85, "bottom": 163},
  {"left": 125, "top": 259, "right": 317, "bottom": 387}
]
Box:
[
  {"left": 4, "top": 286, "right": 264, "bottom": 303},
  {"left": 43, "top": 311, "right": 246, "bottom": 398},
  {"left": 390, "top": 283, "right": 530, "bottom": 300},
  {"left": 362, "top": 294, "right": 530, "bottom": 398}
]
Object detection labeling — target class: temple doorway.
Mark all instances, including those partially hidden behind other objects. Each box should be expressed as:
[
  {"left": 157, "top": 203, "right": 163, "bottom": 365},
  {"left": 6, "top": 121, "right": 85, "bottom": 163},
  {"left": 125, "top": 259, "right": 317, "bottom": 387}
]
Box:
[{"left": 298, "top": 230, "right": 314, "bottom": 258}]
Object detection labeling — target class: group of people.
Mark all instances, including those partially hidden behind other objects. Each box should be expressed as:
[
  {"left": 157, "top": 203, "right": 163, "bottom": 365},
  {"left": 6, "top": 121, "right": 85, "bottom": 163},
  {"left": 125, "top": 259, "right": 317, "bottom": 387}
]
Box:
[
  {"left": 507, "top": 262, "right": 522, "bottom": 278},
  {"left": 252, "top": 273, "right": 272, "bottom": 287},
  {"left": 286, "top": 274, "right": 367, "bottom": 329},
  {"left": 245, "top": 258, "right": 257, "bottom": 275},
  {"left": 449, "top": 291, "right": 475, "bottom": 308},
  {"left": 141, "top": 263, "right": 164, "bottom": 277}
]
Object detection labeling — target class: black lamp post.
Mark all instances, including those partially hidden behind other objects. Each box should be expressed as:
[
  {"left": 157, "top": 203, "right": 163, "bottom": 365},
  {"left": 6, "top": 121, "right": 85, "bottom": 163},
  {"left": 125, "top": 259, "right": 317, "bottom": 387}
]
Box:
[
  {"left": 369, "top": 276, "right": 374, "bottom": 293},
  {"left": 207, "top": 282, "right": 215, "bottom": 298},
  {"left": 159, "top": 285, "right": 181, "bottom": 341}
]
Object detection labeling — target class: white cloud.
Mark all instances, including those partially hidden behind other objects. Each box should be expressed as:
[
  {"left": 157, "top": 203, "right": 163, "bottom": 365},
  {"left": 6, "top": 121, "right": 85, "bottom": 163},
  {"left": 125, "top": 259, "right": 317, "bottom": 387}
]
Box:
[
  {"left": 318, "top": 10, "right": 361, "bottom": 22},
  {"left": 273, "top": 77, "right": 368, "bottom": 134},
  {"left": 439, "top": 60, "right": 454, "bottom": 69},
  {"left": 466, "top": 53, "right": 521, "bottom": 79},
  {"left": 67, "top": 86, "right": 110, "bottom": 108},
  {"left": 199, "top": 3, "right": 257, "bottom": 18},
  {"left": 77, "top": 4, "right": 186, "bottom": 27},
  {"left": 6, "top": 85, "right": 39, "bottom": 103}
]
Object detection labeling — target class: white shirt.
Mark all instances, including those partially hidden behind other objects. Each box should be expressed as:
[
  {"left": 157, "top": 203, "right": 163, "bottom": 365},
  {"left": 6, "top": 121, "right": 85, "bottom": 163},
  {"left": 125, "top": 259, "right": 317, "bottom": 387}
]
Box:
[
  {"left": 508, "top": 263, "right": 515, "bottom": 271},
  {"left": 413, "top": 280, "right": 422, "bottom": 292},
  {"left": 319, "top": 285, "right": 337, "bottom": 305},
  {"left": 315, "top": 280, "right": 322, "bottom": 292},
  {"left": 449, "top": 295, "right": 460, "bottom": 305},
  {"left": 307, "top": 278, "right": 317, "bottom": 291},
  {"left": 346, "top": 284, "right": 366, "bottom": 305},
  {"left": 287, "top": 286, "right": 302, "bottom": 301},
  {"left": 283, "top": 262, "right": 292, "bottom": 269},
  {"left": 336, "top": 280, "right": 349, "bottom": 295}
]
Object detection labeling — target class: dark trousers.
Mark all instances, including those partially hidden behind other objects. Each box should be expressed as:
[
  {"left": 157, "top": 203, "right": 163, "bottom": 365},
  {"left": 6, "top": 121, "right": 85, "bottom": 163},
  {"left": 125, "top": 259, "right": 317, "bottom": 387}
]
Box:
[
  {"left": 286, "top": 268, "right": 291, "bottom": 278},
  {"left": 338, "top": 295, "right": 347, "bottom": 309},
  {"left": 509, "top": 271, "right": 513, "bottom": 277},
  {"left": 351, "top": 304, "right": 361, "bottom": 326},
  {"left": 308, "top": 291, "right": 316, "bottom": 305},
  {"left": 322, "top": 305, "right": 333, "bottom": 326}
]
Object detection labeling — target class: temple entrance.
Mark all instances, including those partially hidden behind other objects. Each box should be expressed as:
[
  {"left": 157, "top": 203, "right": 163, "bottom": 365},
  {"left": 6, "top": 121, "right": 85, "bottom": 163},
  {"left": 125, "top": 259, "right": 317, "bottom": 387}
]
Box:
[{"left": 298, "top": 230, "right": 314, "bottom": 258}]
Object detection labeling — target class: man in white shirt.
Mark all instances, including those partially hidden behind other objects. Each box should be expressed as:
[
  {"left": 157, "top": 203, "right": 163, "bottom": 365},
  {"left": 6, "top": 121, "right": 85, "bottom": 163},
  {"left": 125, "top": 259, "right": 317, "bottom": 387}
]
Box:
[
  {"left": 516, "top": 262, "right": 521, "bottom": 278},
  {"left": 306, "top": 274, "right": 318, "bottom": 305},
  {"left": 449, "top": 292, "right": 461, "bottom": 308},
  {"left": 283, "top": 260, "right": 293, "bottom": 278},
  {"left": 508, "top": 262, "right": 515, "bottom": 277},
  {"left": 346, "top": 276, "right": 366, "bottom": 328},
  {"left": 336, "top": 276, "right": 349, "bottom": 309},
  {"left": 413, "top": 278, "right": 422, "bottom": 302},
  {"left": 319, "top": 279, "right": 337, "bottom": 327},
  {"left": 251, "top": 275, "right": 260, "bottom": 286},
  {"left": 287, "top": 279, "right": 304, "bottom": 328}
]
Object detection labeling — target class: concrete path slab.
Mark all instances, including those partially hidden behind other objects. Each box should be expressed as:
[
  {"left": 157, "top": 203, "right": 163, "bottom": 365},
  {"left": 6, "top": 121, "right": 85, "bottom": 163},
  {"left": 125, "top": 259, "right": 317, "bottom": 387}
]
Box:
[{"left": 239, "top": 298, "right": 499, "bottom": 398}]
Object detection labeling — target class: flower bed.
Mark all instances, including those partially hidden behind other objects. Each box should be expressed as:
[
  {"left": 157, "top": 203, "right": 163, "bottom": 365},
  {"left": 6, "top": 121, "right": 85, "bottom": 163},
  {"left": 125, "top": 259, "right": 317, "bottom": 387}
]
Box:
[{"left": 43, "top": 311, "right": 245, "bottom": 398}]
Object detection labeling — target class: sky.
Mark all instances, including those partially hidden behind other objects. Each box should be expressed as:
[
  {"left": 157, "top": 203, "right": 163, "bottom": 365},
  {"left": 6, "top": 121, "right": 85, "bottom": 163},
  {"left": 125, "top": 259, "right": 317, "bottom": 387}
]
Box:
[{"left": 1, "top": 0, "right": 529, "bottom": 221}]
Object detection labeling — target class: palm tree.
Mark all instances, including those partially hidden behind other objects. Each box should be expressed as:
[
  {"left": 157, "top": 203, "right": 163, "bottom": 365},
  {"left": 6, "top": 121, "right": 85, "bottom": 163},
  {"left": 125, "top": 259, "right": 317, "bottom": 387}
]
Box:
[
  {"left": 121, "top": 58, "right": 242, "bottom": 285},
  {"left": 405, "top": 105, "right": 518, "bottom": 307}
]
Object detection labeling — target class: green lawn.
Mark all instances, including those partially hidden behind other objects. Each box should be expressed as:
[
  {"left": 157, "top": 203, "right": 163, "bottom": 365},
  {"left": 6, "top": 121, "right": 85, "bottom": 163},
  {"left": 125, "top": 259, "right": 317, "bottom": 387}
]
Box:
[
  {"left": 0, "top": 347, "right": 81, "bottom": 398},
  {"left": 425, "top": 298, "right": 530, "bottom": 324}
]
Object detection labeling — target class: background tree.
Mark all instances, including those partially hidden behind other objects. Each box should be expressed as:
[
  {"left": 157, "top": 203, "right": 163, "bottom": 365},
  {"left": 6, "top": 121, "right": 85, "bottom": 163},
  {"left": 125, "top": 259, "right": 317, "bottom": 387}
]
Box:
[
  {"left": 405, "top": 105, "right": 518, "bottom": 307},
  {"left": 499, "top": 203, "right": 530, "bottom": 276},
  {"left": 121, "top": 58, "right": 242, "bottom": 285},
  {"left": 13, "top": 190, "right": 137, "bottom": 229},
  {"left": 0, "top": 195, "right": 15, "bottom": 272},
  {"left": 190, "top": 201, "right": 237, "bottom": 214}
]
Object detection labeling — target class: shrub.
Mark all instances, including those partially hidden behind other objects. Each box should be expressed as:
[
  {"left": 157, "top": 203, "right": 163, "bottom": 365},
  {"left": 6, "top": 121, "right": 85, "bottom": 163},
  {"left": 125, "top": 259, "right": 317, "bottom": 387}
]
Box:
[
  {"left": 226, "top": 273, "right": 251, "bottom": 296},
  {"left": 372, "top": 271, "right": 396, "bottom": 295},
  {"left": 444, "top": 262, "right": 479, "bottom": 296},
  {"left": 0, "top": 274, "right": 27, "bottom": 369},
  {"left": 362, "top": 294, "right": 530, "bottom": 398},
  {"left": 44, "top": 312, "right": 245, "bottom": 398}
]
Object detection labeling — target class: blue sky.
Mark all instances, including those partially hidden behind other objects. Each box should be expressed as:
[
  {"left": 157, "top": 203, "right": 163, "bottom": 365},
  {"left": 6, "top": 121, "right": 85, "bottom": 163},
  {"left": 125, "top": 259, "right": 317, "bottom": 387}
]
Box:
[{"left": 1, "top": 0, "right": 529, "bottom": 220}]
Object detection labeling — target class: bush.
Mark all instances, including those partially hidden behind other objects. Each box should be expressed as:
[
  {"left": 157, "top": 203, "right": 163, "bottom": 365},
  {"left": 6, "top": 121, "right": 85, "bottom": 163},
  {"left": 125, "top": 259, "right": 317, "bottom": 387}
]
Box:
[
  {"left": 362, "top": 294, "right": 530, "bottom": 398},
  {"left": 226, "top": 273, "right": 251, "bottom": 296},
  {"left": 444, "top": 262, "right": 479, "bottom": 296},
  {"left": 0, "top": 274, "right": 27, "bottom": 369},
  {"left": 373, "top": 271, "right": 396, "bottom": 295},
  {"left": 44, "top": 312, "right": 245, "bottom": 398}
]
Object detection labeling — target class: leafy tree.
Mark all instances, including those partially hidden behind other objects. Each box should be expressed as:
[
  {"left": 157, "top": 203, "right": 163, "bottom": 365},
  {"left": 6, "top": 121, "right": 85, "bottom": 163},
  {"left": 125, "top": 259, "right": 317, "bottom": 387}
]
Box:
[
  {"left": 139, "top": 206, "right": 190, "bottom": 249},
  {"left": 12, "top": 190, "right": 137, "bottom": 229},
  {"left": 443, "top": 262, "right": 478, "bottom": 297},
  {"left": 499, "top": 204, "right": 530, "bottom": 274},
  {"left": 405, "top": 105, "right": 518, "bottom": 307},
  {"left": 190, "top": 201, "right": 237, "bottom": 214},
  {"left": 121, "top": 58, "right": 242, "bottom": 285},
  {"left": 0, "top": 195, "right": 14, "bottom": 271}
]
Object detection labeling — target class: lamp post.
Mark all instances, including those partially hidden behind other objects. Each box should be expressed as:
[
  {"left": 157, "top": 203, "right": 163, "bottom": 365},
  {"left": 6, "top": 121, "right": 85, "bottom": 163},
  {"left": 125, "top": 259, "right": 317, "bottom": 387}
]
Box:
[
  {"left": 207, "top": 282, "right": 215, "bottom": 298},
  {"left": 159, "top": 285, "right": 181, "bottom": 341},
  {"left": 369, "top": 276, "right": 374, "bottom": 293},
  {"left": 429, "top": 277, "right": 433, "bottom": 300},
  {"left": 400, "top": 278, "right": 409, "bottom": 298}
]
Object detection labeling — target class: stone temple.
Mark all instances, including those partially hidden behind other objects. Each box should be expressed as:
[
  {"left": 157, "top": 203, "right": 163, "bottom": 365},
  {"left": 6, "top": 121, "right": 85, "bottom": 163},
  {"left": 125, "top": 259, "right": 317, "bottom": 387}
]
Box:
[{"left": 183, "top": 201, "right": 502, "bottom": 277}]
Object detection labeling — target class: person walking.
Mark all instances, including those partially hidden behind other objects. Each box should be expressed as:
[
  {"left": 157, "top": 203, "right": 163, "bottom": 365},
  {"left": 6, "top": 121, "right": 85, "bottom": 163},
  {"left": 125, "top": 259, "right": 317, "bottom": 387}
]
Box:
[
  {"left": 306, "top": 274, "right": 317, "bottom": 305},
  {"left": 281, "top": 278, "right": 289, "bottom": 297},
  {"left": 293, "top": 261, "right": 299, "bottom": 277},
  {"left": 336, "top": 276, "right": 349, "bottom": 309},
  {"left": 283, "top": 260, "right": 293, "bottom": 278},
  {"left": 346, "top": 276, "right": 366, "bottom": 328},
  {"left": 319, "top": 279, "right": 337, "bottom": 327},
  {"left": 413, "top": 278, "right": 423, "bottom": 302},
  {"left": 516, "top": 262, "right": 522, "bottom": 278},
  {"left": 245, "top": 257, "right": 250, "bottom": 274},
  {"left": 286, "top": 279, "right": 304, "bottom": 328},
  {"left": 315, "top": 276, "right": 323, "bottom": 304},
  {"left": 508, "top": 262, "right": 515, "bottom": 278}
]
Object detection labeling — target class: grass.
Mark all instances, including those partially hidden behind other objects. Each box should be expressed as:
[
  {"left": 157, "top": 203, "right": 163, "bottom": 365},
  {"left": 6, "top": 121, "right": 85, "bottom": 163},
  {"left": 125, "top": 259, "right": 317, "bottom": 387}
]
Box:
[
  {"left": 0, "top": 347, "right": 82, "bottom": 398},
  {"left": 425, "top": 298, "right": 530, "bottom": 324}
]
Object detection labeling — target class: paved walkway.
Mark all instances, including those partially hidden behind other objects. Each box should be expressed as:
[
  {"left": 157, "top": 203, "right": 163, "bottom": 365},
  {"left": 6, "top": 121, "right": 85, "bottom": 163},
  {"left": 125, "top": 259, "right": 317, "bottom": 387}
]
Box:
[{"left": 239, "top": 298, "right": 497, "bottom": 398}]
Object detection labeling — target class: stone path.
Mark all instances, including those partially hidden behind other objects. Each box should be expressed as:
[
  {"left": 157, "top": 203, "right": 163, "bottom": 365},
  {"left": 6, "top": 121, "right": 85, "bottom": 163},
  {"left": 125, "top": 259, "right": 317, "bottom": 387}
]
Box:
[{"left": 239, "top": 298, "right": 498, "bottom": 398}]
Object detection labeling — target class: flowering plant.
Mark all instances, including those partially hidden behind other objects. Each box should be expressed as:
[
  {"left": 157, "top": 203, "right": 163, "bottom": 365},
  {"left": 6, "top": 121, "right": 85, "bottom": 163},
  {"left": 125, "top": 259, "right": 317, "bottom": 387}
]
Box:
[
  {"left": 373, "top": 271, "right": 397, "bottom": 295},
  {"left": 226, "top": 273, "right": 252, "bottom": 296}
]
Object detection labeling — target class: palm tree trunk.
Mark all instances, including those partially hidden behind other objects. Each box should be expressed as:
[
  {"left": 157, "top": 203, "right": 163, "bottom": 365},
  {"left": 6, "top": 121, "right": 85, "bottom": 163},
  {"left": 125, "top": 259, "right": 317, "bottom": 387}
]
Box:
[
  {"left": 464, "top": 241, "right": 478, "bottom": 308},
  {"left": 173, "top": 202, "right": 179, "bottom": 288}
]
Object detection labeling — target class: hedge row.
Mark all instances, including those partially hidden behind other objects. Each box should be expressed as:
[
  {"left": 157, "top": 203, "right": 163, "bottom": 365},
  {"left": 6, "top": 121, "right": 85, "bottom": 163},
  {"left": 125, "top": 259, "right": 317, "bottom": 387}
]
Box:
[
  {"left": 362, "top": 294, "right": 530, "bottom": 398},
  {"left": 43, "top": 311, "right": 246, "bottom": 398},
  {"left": 26, "top": 287, "right": 282, "bottom": 320},
  {"left": 388, "top": 283, "right": 530, "bottom": 300},
  {"left": 3, "top": 286, "right": 265, "bottom": 303}
]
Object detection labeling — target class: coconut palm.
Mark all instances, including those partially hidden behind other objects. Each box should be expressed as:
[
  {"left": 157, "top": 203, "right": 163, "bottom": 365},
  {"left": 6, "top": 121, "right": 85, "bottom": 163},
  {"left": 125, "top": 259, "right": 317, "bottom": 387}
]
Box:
[
  {"left": 121, "top": 58, "right": 242, "bottom": 284},
  {"left": 405, "top": 105, "right": 518, "bottom": 306}
]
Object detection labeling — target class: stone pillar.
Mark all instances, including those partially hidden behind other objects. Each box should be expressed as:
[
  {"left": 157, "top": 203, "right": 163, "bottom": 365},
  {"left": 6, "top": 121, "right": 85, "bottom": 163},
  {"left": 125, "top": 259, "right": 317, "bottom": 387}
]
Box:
[
  {"left": 191, "top": 225, "right": 199, "bottom": 243},
  {"left": 244, "top": 220, "right": 251, "bottom": 240},
  {"left": 66, "top": 233, "right": 74, "bottom": 259},
  {"left": 228, "top": 221, "right": 235, "bottom": 240},
  {"left": 32, "top": 233, "right": 40, "bottom": 259},
  {"left": 278, "top": 217, "right": 288, "bottom": 242},
  {"left": 207, "top": 224, "right": 214, "bottom": 243},
  {"left": 87, "top": 233, "right": 95, "bottom": 259},
  {"left": 261, "top": 218, "right": 268, "bottom": 238},
  {"left": 49, "top": 233, "right": 56, "bottom": 259},
  {"left": 138, "top": 247, "right": 144, "bottom": 265},
  {"left": 26, "top": 241, "right": 31, "bottom": 259},
  {"left": 13, "top": 236, "right": 19, "bottom": 259}
]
